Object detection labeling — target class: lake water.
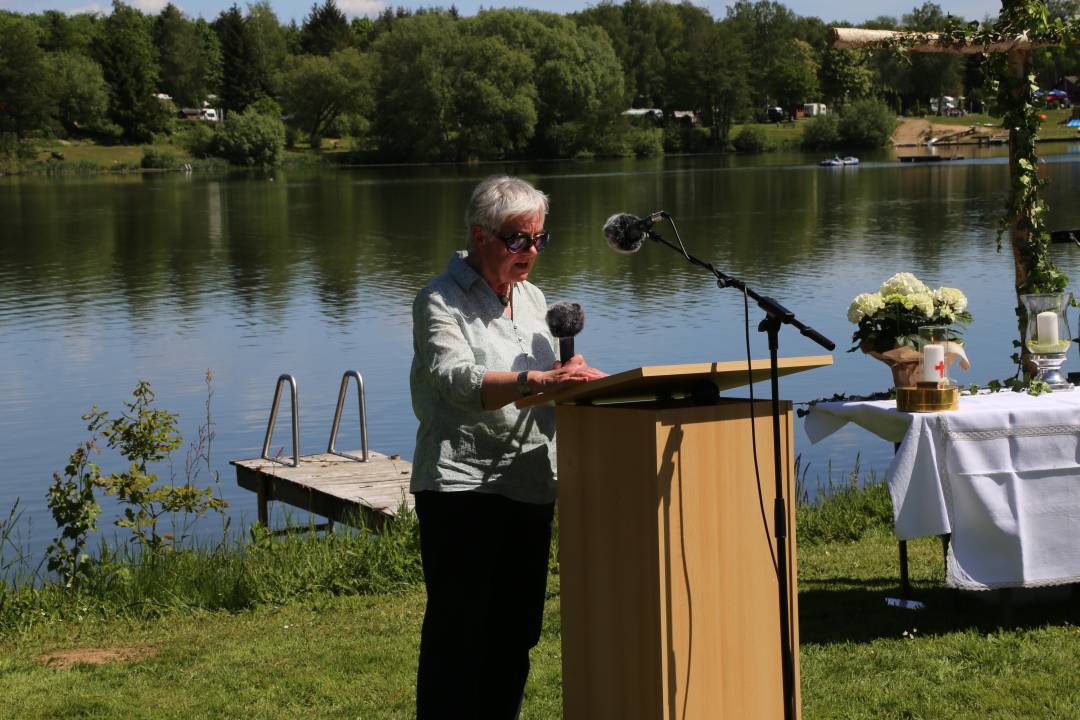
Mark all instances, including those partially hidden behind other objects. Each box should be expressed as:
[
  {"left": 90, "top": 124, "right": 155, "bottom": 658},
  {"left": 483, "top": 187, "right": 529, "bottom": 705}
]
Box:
[{"left": 4, "top": 147, "right": 1080, "bottom": 562}]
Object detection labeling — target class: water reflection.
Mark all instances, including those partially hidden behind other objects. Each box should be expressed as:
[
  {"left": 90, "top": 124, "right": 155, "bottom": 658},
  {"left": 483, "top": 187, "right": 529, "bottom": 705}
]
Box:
[{"left": 3, "top": 150, "right": 1080, "bottom": 560}]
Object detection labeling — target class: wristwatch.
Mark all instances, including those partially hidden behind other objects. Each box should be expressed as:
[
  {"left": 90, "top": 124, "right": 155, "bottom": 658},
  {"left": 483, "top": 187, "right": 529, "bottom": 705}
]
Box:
[{"left": 516, "top": 370, "right": 533, "bottom": 396}]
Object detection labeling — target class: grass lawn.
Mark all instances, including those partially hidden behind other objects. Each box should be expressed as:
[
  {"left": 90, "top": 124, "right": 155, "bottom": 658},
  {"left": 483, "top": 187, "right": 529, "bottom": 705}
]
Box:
[
  {"left": 730, "top": 120, "right": 808, "bottom": 150},
  {"left": 929, "top": 107, "right": 1079, "bottom": 140},
  {"left": 2, "top": 525, "right": 1078, "bottom": 719},
  {"left": 33, "top": 141, "right": 149, "bottom": 168}
]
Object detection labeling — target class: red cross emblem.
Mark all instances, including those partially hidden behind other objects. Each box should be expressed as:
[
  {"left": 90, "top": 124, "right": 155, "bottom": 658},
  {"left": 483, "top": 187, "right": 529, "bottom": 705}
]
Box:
[{"left": 935, "top": 360, "right": 945, "bottom": 378}]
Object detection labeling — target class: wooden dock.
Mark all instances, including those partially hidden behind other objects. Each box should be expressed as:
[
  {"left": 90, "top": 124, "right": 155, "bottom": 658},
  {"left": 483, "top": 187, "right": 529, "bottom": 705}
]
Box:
[
  {"left": 232, "top": 450, "right": 413, "bottom": 531},
  {"left": 898, "top": 155, "right": 965, "bottom": 163}
]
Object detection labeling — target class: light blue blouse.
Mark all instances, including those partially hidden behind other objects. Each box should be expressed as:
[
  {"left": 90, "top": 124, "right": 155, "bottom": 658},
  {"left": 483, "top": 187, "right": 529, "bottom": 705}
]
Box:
[{"left": 409, "top": 251, "right": 559, "bottom": 504}]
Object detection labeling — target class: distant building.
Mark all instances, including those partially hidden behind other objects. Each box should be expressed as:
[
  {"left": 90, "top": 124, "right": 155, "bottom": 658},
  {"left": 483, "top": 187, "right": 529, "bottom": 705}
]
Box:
[
  {"left": 178, "top": 108, "right": 220, "bottom": 122},
  {"left": 621, "top": 108, "right": 664, "bottom": 123},
  {"left": 671, "top": 110, "right": 699, "bottom": 126}
]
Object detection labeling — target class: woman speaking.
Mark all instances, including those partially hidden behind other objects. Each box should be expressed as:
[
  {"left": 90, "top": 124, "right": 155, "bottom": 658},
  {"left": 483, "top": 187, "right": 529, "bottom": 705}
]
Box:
[{"left": 410, "top": 175, "right": 604, "bottom": 719}]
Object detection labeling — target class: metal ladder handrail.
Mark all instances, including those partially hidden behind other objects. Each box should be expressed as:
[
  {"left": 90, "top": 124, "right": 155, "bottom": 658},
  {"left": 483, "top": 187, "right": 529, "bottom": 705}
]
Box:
[
  {"left": 261, "top": 374, "right": 300, "bottom": 468},
  {"left": 328, "top": 370, "right": 369, "bottom": 462}
]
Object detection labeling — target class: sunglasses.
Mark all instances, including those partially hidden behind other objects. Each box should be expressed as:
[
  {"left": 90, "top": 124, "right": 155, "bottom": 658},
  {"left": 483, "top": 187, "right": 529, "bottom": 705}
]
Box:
[{"left": 490, "top": 228, "right": 551, "bottom": 253}]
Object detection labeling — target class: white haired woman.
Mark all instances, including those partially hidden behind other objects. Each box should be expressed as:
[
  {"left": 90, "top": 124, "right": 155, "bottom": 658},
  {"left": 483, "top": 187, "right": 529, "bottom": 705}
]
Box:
[{"left": 410, "top": 175, "right": 604, "bottom": 718}]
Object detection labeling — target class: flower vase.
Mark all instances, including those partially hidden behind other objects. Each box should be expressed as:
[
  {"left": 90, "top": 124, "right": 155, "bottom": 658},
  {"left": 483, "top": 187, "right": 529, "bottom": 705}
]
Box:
[
  {"left": 866, "top": 346, "right": 922, "bottom": 389},
  {"left": 891, "top": 361, "right": 920, "bottom": 389}
]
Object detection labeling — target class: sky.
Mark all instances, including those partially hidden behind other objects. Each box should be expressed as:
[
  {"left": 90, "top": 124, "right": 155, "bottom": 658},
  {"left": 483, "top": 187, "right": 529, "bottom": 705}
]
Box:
[{"left": 3, "top": 0, "right": 1007, "bottom": 26}]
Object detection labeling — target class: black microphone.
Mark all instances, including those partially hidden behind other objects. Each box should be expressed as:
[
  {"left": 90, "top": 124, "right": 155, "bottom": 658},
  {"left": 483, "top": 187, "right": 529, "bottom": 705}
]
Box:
[
  {"left": 602, "top": 211, "right": 666, "bottom": 254},
  {"left": 546, "top": 301, "right": 585, "bottom": 364}
]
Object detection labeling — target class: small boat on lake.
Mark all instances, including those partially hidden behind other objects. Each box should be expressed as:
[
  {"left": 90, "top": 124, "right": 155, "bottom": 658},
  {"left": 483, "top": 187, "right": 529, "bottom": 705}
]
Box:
[{"left": 820, "top": 156, "right": 859, "bottom": 167}]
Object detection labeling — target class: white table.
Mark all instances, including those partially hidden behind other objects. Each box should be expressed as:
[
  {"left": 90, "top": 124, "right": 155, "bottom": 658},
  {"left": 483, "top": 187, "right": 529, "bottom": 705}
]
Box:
[{"left": 806, "top": 390, "right": 1080, "bottom": 590}]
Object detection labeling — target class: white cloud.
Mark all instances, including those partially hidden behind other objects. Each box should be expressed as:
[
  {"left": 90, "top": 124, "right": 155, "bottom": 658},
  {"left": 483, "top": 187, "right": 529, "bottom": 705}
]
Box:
[
  {"left": 65, "top": 2, "right": 107, "bottom": 15},
  {"left": 337, "top": 0, "right": 386, "bottom": 19},
  {"left": 130, "top": 0, "right": 170, "bottom": 13}
]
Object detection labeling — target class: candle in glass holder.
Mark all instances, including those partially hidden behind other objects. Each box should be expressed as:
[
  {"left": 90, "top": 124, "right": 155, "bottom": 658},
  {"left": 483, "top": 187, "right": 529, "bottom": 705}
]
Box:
[
  {"left": 920, "top": 343, "right": 945, "bottom": 383},
  {"left": 1036, "top": 311, "right": 1059, "bottom": 347}
]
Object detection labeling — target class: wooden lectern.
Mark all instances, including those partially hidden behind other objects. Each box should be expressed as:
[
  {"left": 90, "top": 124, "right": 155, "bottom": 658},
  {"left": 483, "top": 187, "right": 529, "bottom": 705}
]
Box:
[{"left": 520, "top": 355, "right": 831, "bottom": 720}]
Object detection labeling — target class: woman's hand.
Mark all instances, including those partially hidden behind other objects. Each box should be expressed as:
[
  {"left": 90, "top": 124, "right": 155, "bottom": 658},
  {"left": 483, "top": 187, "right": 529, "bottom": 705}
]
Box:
[
  {"left": 480, "top": 356, "right": 607, "bottom": 410},
  {"left": 531, "top": 354, "right": 607, "bottom": 393}
]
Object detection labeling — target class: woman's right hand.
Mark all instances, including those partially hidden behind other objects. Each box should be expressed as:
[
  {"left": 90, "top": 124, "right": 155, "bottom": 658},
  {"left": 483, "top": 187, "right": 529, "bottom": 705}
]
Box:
[{"left": 531, "top": 355, "right": 607, "bottom": 393}]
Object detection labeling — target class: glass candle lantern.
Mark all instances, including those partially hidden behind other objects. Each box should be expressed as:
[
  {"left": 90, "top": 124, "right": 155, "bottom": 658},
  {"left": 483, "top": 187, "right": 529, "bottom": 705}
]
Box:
[{"left": 1021, "top": 293, "right": 1072, "bottom": 389}]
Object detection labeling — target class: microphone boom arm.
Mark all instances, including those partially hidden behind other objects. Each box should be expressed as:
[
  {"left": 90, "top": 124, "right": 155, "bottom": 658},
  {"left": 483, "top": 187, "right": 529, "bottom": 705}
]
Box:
[{"left": 646, "top": 228, "right": 835, "bottom": 352}]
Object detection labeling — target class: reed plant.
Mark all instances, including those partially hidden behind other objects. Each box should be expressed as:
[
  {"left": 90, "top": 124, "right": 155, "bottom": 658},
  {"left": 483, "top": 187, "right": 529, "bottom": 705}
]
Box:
[{"left": 794, "top": 454, "right": 895, "bottom": 545}]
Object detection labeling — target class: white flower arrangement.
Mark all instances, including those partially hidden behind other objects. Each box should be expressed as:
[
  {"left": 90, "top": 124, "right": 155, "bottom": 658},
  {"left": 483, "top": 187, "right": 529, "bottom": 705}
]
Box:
[{"left": 848, "top": 272, "right": 972, "bottom": 353}]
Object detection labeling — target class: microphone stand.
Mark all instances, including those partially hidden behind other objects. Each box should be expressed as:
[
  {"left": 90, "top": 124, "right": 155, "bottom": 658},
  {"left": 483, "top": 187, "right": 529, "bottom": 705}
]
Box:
[{"left": 646, "top": 218, "right": 834, "bottom": 720}]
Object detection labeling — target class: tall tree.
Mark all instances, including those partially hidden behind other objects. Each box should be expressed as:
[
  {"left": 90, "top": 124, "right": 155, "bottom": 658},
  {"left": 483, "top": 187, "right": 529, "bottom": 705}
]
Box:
[
  {"left": 300, "top": 0, "right": 353, "bottom": 56},
  {"left": 154, "top": 4, "right": 207, "bottom": 107},
  {"left": 453, "top": 28, "right": 537, "bottom": 159},
  {"left": 371, "top": 12, "right": 460, "bottom": 160},
  {"left": 375, "top": 8, "right": 540, "bottom": 160},
  {"left": 214, "top": 5, "right": 261, "bottom": 113},
  {"left": 0, "top": 14, "right": 54, "bottom": 137},
  {"left": 470, "top": 9, "right": 624, "bottom": 157},
  {"left": 246, "top": 1, "right": 287, "bottom": 98},
  {"left": 774, "top": 38, "right": 820, "bottom": 116},
  {"left": 700, "top": 20, "right": 751, "bottom": 146},
  {"left": 818, "top": 48, "right": 872, "bottom": 110},
  {"left": 47, "top": 51, "right": 110, "bottom": 136},
  {"left": 194, "top": 19, "right": 223, "bottom": 102},
  {"left": 34, "top": 10, "right": 100, "bottom": 56},
  {"left": 94, "top": 1, "right": 167, "bottom": 141},
  {"left": 280, "top": 47, "right": 374, "bottom": 146},
  {"left": 725, "top": 0, "right": 800, "bottom": 110}
]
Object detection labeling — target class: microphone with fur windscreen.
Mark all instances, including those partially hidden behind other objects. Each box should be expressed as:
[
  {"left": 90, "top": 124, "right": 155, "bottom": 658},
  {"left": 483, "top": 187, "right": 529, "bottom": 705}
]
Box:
[
  {"left": 546, "top": 302, "right": 585, "bottom": 364},
  {"left": 602, "top": 211, "right": 667, "bottom": 254}
]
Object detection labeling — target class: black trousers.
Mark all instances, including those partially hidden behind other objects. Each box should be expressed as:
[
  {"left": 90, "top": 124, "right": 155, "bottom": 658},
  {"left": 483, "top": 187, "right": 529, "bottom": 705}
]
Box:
[{"left": 414, "top": 490, "right": 555, "bottom": 720}]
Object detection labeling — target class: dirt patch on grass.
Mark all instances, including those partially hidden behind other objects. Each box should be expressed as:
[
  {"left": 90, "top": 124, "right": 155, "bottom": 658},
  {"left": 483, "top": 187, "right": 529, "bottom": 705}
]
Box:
[
  {"left": 893, "top": 117, "right": 1007, "bottom": 146},
  {"left": 893, "top": 118, "right": 957, "bottom": 146},
  {"left": 40, "top": 645, "right": 155, "bottom": 669}
]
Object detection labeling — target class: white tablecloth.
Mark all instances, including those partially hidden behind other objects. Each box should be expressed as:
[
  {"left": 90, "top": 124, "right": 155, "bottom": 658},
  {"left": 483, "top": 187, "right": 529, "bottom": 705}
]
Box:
[{"left": 806, "top": 390, "right": 1080, "bottom": 590}]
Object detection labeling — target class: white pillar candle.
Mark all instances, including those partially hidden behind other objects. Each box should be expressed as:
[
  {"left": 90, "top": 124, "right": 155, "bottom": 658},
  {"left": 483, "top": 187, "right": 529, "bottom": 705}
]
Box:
[
  {"left": 1037, "top": 311, "right": 1059, "bottom": 347},
  {"left": 921, "top": 343, "right": 945, "bottom": 383}
]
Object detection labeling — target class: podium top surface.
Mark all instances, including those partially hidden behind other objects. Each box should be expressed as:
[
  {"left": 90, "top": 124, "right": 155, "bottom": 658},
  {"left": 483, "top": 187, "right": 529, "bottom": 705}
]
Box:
[{"left": 517, "top": 354, "right": 832, "bottom": 408}]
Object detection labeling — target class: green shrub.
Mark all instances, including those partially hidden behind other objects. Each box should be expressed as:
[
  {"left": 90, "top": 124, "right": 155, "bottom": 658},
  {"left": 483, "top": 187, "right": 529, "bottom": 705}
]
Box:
[
  {"left": 732, "top": 126, "right": 767, "bottom": 153},
  {"left": 662, "top": 125, "right": 710, "bottom": 154},
  {"left": 801, "top": 113, "right": 841, "bottom": 149},
  {"left": 593, "top": 128, "right": 634, "bottom": 158},
  {"left": 140, "top": 146, "right": 184, "bottom": 170},
  {"left": 212, "top": 109, "right": 285, "bottom": 166},
  {"left": 247, "top": 96, "right": 282, "bottom": 118},
  {"left": 629, "top": 127, "right": 664, "bottom": 157},
  {"left": 837, "top": 97, "right": 898, "bottom": 149},
  {"left": 0, "top": 133, "right": 37, "bottom": 161},
  {"left": 175, "top": 122, "right": 217, "bottom": 158}
]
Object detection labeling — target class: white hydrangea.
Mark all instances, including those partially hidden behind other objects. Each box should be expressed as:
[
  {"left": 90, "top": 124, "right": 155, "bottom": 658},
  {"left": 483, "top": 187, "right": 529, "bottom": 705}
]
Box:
[
  {"left": 879, "top": 272, "right": 929, "bottom": 297},
  {"left": 907, "top": 291, "right": 935, "bottom": 318},
  {"left": 933, "top": 286, "right": 968, "bottom": 314},
  {"left": 847, "top": 292, "right": 885, "bottom": 323}
]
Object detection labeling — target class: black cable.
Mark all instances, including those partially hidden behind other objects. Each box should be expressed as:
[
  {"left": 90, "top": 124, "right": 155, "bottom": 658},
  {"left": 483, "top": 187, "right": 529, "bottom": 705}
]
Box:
[
  {"left": 666, "top": 217, "right": 778, "bottom": 575},
  {"left": 744, "top": 285, "right": 779, "bottom": 575}
]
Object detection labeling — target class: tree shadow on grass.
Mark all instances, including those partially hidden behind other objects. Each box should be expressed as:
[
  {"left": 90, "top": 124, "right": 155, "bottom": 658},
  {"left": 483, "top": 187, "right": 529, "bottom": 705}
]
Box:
[{"left": 798, "top": 577, "right": 1080, "bottom": 645}]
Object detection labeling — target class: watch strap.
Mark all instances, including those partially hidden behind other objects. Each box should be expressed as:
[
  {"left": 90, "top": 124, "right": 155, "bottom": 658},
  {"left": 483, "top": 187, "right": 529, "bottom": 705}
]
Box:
[{"left": 516, "top": 370, "right": 533, "bottom": 396}]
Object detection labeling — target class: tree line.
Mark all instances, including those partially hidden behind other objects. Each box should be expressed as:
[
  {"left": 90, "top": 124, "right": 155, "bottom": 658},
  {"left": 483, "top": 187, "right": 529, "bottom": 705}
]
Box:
[{"left": 1, "top": 0, "right": 1078, "bottom": 163}]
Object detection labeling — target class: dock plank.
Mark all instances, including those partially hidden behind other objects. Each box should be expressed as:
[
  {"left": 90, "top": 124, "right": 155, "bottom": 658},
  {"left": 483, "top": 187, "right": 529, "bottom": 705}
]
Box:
[{"left": 231, "top": 449, "right": 414, "bottom": 530}]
